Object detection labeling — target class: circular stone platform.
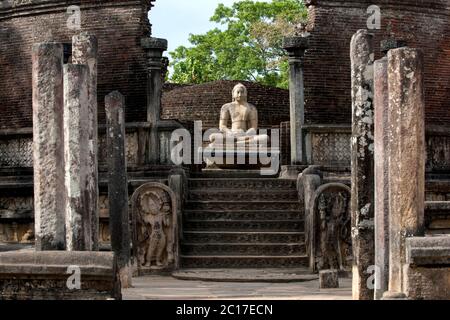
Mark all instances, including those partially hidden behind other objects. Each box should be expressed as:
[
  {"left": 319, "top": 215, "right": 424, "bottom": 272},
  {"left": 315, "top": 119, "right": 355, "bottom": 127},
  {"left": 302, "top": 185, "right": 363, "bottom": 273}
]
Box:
[{"left": 171, "top": 268, "right": 318, "bottom": 283}]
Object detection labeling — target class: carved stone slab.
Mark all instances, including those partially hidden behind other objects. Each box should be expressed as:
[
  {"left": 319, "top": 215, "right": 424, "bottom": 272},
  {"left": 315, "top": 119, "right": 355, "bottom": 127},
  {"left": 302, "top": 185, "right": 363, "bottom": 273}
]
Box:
[
  {"left": 310, "top": 183, "right": 352, "bottom": 273},
  {"left": 131, "top": 182, "right": 178, "bottom": 275}
]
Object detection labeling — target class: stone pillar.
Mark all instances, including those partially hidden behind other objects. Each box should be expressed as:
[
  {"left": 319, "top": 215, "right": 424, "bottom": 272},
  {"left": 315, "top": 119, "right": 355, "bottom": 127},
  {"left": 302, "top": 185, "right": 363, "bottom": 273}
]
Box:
[
  {"left": 373, "top": 39, "right": 406, "bottom": 300},
  {"left": 141, "top": 37, "right": 168, "bottom": 164},
  {"left": 373, "top": 56, "right": 389, "bottom": 300},
  {"left": 386, "top": 48, "right": 425, "bottom": 295},
  {"left": 72, "top": 33, "right": 99, "bottom": 250},
  {"left": 283, "top": 36, "right": 309, "bottom": 165},
  {"left": 64, "top": 64, "right": 90, "bottom": 251},
  {"left": 32, "top": 42, "right": 65, "bottom": 251},
  {"left": 105, "top": 91, "right": 132, "bottom": 288},
  {"left": 350, "top": 29, "right": 375, "bottom": 300}
]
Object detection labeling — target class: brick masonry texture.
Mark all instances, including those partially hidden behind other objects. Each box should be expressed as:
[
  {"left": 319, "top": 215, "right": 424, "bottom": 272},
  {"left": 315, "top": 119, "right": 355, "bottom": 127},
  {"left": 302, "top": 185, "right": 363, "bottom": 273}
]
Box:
[
  {"left": 161, "top": 80, "right": 290, "bottom": 130},
  {"left": 304, "top": 0, "right": 450, "bottom": 126},
  {"left": 0, "top": 0, "right": 154, "bottom": 130}
]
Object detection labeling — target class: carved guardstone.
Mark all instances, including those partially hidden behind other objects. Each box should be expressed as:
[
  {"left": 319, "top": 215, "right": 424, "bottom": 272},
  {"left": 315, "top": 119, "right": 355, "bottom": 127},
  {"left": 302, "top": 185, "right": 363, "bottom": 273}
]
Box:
[
  {"left": 131, "top": 182, "right": 178, "bottom": 275},
  {"left": 310, "top": 183, "right": 352, "bottom": 273}
]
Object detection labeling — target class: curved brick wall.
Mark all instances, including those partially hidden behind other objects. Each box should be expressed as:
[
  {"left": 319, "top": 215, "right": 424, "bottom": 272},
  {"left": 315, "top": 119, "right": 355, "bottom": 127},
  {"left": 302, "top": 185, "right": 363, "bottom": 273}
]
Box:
[
  {"left": 304, "top": 0, "right": 450, "bottom": 125},
  {"left": 0, "top": 0, "right": 153, "bottom": 129},
  {"left": 161, "top": 80, "right": 290, "bottom": 129}
]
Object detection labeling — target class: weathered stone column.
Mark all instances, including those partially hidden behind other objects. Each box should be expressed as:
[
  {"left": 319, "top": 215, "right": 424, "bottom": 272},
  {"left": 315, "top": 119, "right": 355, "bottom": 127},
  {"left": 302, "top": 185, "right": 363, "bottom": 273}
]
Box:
[
  {"left": 283, "top": 36, "right": 309, "bottom": 165},
  {"left": 373, "top": 39, "right": 406, "bottom": 300},
  {"left": 72, "top": 33, "right": 99, "bottom": 250},
  {"left": 32, "top": 42, "right": 65, "bottom": 251},
  {"left": 350, "top": 29, "right": 375, "bottom": 300},
  {"left": 386, "top": 47, "right": 425, "bottom": 295},
  {"left": 141, "top": 37, "right": 168, "bottom": 164},
  {"left": 105, "top": 91, "right": 132, "bottom": 287},
  {"left": 64, "top": 64, "right": 90, "bottom": 251},
  {"left": 373, "top": 56, "right": 389, "bottom": 300}
]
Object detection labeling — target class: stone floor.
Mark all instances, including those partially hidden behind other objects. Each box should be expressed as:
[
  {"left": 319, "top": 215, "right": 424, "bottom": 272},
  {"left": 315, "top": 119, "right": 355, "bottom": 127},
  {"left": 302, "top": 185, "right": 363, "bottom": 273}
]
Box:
[{"left": 122, "top": 274, "right": 352, "bottom": 300}]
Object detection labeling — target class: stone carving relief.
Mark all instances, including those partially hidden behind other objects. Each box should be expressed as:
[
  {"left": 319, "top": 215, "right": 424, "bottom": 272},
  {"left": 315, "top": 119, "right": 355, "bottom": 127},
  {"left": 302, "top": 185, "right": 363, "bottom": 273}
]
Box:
[
  {"left": 131, "top": 183, "right": 178, "bottom": 273},
  {"left": 0, "top": 137, "right": 33, "bottom": 167},
  {"left": 0, "top": 196, "right": 33, "bottom": 214},
  {"left": 310, "top": 183, "right": 352, "bottom": 272},
  {"left": 426, "top": 135, "right": 450, "bottom": 172},
  {"left": 311, "top": 133, "right": 351, "bottom": 166}
]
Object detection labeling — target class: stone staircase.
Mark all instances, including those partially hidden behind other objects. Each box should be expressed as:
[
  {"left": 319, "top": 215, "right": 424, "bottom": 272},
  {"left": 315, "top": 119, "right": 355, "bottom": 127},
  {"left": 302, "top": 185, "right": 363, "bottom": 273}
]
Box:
[{"left": 180, "top": 175, "right": 308, "bottom": 268}]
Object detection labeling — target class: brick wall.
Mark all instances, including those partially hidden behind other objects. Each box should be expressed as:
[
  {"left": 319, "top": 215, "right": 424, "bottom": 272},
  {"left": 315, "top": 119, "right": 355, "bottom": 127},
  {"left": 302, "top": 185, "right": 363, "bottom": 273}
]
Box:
[
  {"left": 0, "top": 0, "right": 153, "bottom": 130},
  {"left": 161, "top": 80, "right": 290, "bottom": 130},
  {"left": 304, "top": 0, "right": 450, "bottom": 126}
]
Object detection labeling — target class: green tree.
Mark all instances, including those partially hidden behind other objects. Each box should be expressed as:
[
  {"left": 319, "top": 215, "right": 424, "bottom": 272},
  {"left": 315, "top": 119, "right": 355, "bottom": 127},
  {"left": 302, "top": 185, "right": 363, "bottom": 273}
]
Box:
[{"left": 169, "top": 0, "right": 307, "bottom": 88}]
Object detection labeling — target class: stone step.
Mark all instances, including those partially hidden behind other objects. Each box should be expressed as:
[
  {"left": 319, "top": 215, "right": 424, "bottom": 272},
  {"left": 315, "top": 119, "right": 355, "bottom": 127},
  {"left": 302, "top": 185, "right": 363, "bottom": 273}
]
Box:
[
  {"left": 180, "top": 255, "right": 309, "bottom": 268},
  {"left": 183, "top": 219, "right": 304, "bottom": 232},
  {"left": 171, "top": 268, "right": 317, "bottom": 282},
  {"left": 185, "top": 201, "right": 300, "bottom": 211},
  {"left": 183, "top": 231, "right": 305, "bottom": 243},
  {"left": 188, "top": 178, "right": 296, "bottom": 190},
  {"left": 188, "top": 189, "right": 298, "bottom": 201},
  {"left": 181, "top": 243, "right": 306, "bottom": 256},
  {"left": 183, "top": 210, "right": 302, "bottom": 221},
  {"left": 191, "top": 170, "right": 279, "bottom": 179}
]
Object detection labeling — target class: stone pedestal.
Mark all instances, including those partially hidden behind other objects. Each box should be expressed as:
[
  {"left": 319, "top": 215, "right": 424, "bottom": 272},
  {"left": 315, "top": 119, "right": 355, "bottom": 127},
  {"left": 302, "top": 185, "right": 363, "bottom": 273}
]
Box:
[
  {"left": 105, "top": 91, "right": 132, "bottom": 288},
  {"left": 373, "top": 56, "right": 389, "bottom": 300},
  {"left": 141, "top": 37, "right": 168, "bottom": 164},
  {"left": 386, "top": 48, "right": 425, "bottom": 295},
  {"left": 32, "top": 42, "right": 65, "bottom": 251},
  {"left": 283, "top": 36, "right": 309, "bottom": 165},
  {"left": 319, "top": 269, "right": 339, "bottom": 288},
  {"left": 64, "top": 64, "right": 90, "bottom": 251},
  {"left": 0, "top": 251, "right": 120, "bottom": 300},
  {"left": 350, "top": 29, "right": 375, "bottom": 300},
  {"left": 72, "top": 33, "right": 99, "bottom": 251}
]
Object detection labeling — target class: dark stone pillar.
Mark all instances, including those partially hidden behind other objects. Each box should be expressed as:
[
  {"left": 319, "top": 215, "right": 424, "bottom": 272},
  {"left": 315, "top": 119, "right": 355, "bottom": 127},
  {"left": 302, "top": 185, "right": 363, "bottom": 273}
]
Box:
[
  {"left": 141, "top": 37, "right": 168, "bottom": 164},
  {"left": 350, "top": 29, "right": 375, "bottom": 300},
  {"left": 105, "top": 91, "right": 132, "bottom": 288},
  {"left": 283, "top": 36, "right": 309, "bottom": 165},
  {"left": 32, "top": 42, "right": 65, "bottom": 251},
  {"left": 386, "top": 47, "right": 425, "bottom": 296},
  {"left": 72, "top": 33, "right": 99, "bottom": 250}
]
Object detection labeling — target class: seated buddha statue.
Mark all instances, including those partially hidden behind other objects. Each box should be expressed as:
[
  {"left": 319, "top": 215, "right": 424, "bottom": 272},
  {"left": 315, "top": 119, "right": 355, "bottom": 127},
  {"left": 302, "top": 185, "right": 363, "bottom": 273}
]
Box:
[{"left": 209, "top": 83, "right": 269, "bottom": 147}]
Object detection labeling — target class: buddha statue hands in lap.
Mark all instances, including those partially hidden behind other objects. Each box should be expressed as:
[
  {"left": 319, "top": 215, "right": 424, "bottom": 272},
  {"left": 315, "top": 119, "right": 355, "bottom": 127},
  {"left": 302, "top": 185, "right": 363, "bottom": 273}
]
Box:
[{"left": 209, "top": 83, "right": 269, "bottom": 146}]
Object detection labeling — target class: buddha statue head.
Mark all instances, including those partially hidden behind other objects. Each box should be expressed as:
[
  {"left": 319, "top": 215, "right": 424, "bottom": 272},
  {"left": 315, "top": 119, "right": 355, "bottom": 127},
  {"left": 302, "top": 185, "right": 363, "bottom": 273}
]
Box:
[{"left": 232, "top": 83, "right": 247, "bottom": 103}]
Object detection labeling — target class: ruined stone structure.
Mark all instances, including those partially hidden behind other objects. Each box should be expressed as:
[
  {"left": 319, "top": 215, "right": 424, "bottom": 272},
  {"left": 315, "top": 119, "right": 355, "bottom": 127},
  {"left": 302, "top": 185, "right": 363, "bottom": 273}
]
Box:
[
  {"left": 0, "top": 0, "right": 449, "bottom": 300},
  {"left": 303, "top": 0, "right": 450, "bottom": 127}
]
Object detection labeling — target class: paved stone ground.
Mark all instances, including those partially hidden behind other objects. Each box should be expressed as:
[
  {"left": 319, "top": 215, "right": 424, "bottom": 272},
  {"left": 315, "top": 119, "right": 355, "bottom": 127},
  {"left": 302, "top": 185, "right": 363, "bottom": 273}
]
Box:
[
  {"left": 171, "top": 268, "right": 319, "bottom": 282},
  {"left": 122, "top": 275, "right": 352, "bottom": 300}
]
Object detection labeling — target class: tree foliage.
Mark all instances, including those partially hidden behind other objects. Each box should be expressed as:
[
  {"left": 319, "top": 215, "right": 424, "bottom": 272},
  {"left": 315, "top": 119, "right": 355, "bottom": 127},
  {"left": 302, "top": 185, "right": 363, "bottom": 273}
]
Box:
[{"left": 169, "top": 0, "right": 307, "bottom": 88}]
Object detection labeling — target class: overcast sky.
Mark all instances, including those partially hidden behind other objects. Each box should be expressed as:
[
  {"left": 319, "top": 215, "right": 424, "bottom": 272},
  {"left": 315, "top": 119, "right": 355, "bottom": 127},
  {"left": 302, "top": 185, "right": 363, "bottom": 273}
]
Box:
[{"left": 149, "top": 0, "right": 270, "bottom": 55}]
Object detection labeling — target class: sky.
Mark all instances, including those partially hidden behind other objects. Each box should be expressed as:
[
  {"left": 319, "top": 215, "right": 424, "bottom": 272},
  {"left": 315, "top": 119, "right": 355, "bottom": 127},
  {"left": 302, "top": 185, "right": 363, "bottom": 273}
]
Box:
[{"left": 149, "top": 0, "right": 270, "bottom": 55}]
